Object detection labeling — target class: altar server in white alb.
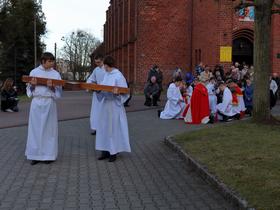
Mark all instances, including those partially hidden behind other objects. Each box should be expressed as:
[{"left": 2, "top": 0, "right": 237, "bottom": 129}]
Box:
[
  {"left": 86, "top": 54, "right": 106, "bottom": 135},
  {"left": 95, "top": 56, "right": 131, "bottom": 162},
  {"left": 216, "top": 82, "right": 238, "bottom": 121},
  {"left": 206, "top": 77, "right": 217, "bottom": 115},
  {"left": 25, "top": 52, "right": 62, "bottom": 165},
  {"left": 160, "top": 77, "right": 186, "bottom": 119}
]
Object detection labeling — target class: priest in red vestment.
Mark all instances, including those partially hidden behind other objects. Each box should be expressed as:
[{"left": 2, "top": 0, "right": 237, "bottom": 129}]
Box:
[{"left": 183, "top": 80, "right": 210, "bottom": 124}]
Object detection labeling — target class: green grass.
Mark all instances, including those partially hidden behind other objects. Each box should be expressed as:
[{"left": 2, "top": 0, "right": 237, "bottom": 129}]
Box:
[
  {"left": 18, "top": 94, "right": 30, "bottom": 102},
  {"left": 175, "top": 121, "right": 280, "bottom": 210}
]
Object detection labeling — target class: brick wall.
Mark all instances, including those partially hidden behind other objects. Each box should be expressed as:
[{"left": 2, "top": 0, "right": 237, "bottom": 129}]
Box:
[
  {"left": 102, "top": 0, "right": 280, "bottom": 89},
  {"left": 136, "top": 0, "right": 192, "bottom": 88},
  {"left": 104, "top": 0, "right": 137, "bottom": 85},
  {"left": 192, "top": 0, "right": 255, "bottom": 72},
  {"left": 192, "top": 0, "right": 220, "bottom": 70}
]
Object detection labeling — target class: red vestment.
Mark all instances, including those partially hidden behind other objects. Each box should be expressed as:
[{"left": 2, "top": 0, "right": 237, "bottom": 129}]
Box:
[
  {"left": 230, "top": 83, "right": 245, "bottom": 119},
  {"left": 184, "top": 83, "right": 210, "bottom": 124}
]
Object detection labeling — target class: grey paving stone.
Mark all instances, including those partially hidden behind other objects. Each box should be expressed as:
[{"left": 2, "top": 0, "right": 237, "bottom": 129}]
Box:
[
  {"left": 0, "top": 109, "right": 235, "bottom": 210},
  {"left": 0, "top": 202, "right": 13, "bottom": 208}
]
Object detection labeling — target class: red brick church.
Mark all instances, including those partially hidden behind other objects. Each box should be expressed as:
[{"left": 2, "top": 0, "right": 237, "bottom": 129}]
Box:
[{"left": 100, "top": 0, "right": 280, "bottom": 88}]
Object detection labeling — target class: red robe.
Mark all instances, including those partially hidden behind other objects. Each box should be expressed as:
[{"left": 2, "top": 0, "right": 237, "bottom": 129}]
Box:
[
  {"left": 184, "top": 83, "right": 210, "bottom": 124},
  {"left": 229, "top": 83, "right": 245, "bottom": 119}
]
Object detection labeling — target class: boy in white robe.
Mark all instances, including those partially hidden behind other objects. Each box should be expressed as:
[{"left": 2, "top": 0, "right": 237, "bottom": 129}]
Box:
[
  {"left": 216, "top": 82, "right": 238, "bottom": 122},
  {"left": 206, "top": 77, "right": 217, "bottom": 115},
  {"left": 86, "top": 54, "right": 106, "bottom": 135},
  {"left": 160, "top": 77, "right": 185, "bottom": 119},
  {"left": 25, "top": 52, "right": 62, "bottom": 165},
  {"left": 270, "top": 76, "right": 278, "bottom": 109},
  {"left": 95, "top": 56, "right": 131, "bottom": 162},
  {"left": 185, "top": 82, "right": 193, "bottom": 105}
]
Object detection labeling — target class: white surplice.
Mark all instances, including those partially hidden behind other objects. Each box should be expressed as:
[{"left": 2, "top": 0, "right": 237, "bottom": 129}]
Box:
[
  {"left": 232, "top": 95, "right": 246, "bottom": 114},
  {"left": 216, "top": 87, "right": 237, "bottom": 117},
  {"left": 270, "top": 79, "right": 278, "bottom": 95},
  {"left": 25, "top": 65, "right": 62, "bottom": 161},
  {"left": 186, "top": 85, "right": 193, "bottom": 104},
  {"left": 160, "top": 83, "right": 185, "bottom": 119},
  {"left": 95, "top": 68, "right": 131, "bottom": 155},
  {"left": 86, "top": 66, "right": 106, "bottom": 131},
  {"left": 206, "top": 83, "right": 217, "bottom": 114}
]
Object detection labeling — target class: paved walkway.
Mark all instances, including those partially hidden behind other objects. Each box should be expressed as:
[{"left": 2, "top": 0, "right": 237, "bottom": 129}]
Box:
[
  {"left": 0, "top": 91, "right": 235, "bottom": 210},
  {"left": 1, "top": 91, "right": 279, "bottom": 129},
  {"left": 0, "top": 91, "right": 164, "bottom": 129},
  {"left": 1, "top": 91, "right": 279, "bottom": 210}
]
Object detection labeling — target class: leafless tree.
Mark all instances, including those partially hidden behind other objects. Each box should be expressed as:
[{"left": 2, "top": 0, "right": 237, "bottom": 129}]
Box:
[{"left": 60, "top": 30, "right": 101, "bottom": 81}]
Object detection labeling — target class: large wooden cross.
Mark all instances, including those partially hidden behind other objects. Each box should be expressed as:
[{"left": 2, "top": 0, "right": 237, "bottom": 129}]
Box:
[{"left": 22, "top": 75, "right": 130, "bottom": 94}]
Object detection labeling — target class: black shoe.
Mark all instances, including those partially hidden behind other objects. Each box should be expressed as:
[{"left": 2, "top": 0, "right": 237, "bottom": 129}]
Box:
[
  {"left": 208, "top": 114, "right": 214, "bottom": 124},
  {"left": 144, "top": 102, "right": 151, "bottom": 107},
  {"left": 91, "top": 131, "right": 96, "bottom": 135},
  {"left": 98, "top": 151, "right": 110, "bottom": 160},
  {"left": 108, "top": 154, "right": 117, "bottom": 162},
  {"left": 30, "top": 160, "right": 40, "bottom": 165},
  {"left": 44, "top": 161, "right": 54, "bottom": 164},
  {"left": 234, "top": 113, "right": 241, "bottom": 120},
  {"left": 157, "top": 110, "right": 162, "bottom": 118},
  {"left": 153, "top": 104, "right": 159, "bottom": 106},
  {"left": 222, "top": 116, "right": 229, "bottom": 122}
]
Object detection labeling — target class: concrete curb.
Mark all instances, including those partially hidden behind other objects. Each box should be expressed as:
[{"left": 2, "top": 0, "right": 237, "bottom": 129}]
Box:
[{"left": 164, "top": 136, "right": 256, "bottom": 210}]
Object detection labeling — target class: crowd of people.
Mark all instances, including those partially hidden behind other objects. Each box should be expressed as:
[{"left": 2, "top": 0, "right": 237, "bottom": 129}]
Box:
[{"left": 156, "top": 62, "right": 279, "bottom": 124}]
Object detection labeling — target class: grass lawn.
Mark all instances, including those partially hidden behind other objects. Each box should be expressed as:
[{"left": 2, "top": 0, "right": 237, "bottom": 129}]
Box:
[
  {"left": 18, "top": 94, "right": 30, "bottom": 102},
  {"left": 175, "top": 121, "right": 280, "bottom": 210}
]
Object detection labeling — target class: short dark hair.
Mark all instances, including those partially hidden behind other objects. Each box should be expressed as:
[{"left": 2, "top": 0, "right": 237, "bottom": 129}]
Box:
[
  {"left": 218, "top": 81, "right": 225, "bottom": 87},
  {"left": 94, "top": 54, "right": 104, "bottom": 60},
  {"left": 152, "top": 64, "right": 159, "bottom": 69},
  {"left": 40, "top": 52, "right": 55, "bottom": 63},
  {"left": 174, "top": 76, "right": 183, "bottom": 82},
  {"left": 103, "top": 56, "right": 115, "bottom": 67}
]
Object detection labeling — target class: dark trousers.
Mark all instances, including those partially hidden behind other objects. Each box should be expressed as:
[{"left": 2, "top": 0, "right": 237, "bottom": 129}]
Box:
[
  {"left": 245, "top": 105, "right": 253, "bottom": 116},
  {"left": 1, "top": 99, "right": 18, "bottom": 112},
  {"left": 270, "top": 90, "right": 277, "bottom": 109},
  {"left": 144, "top": 94, "right": 159, "bottom": 106},
  {"left": 124, "top": 95, "right": 132, "bottom": 107},
  {"left": 217, "top": 111, "right": 240, "bottom": 121}
]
